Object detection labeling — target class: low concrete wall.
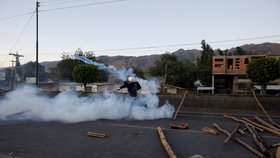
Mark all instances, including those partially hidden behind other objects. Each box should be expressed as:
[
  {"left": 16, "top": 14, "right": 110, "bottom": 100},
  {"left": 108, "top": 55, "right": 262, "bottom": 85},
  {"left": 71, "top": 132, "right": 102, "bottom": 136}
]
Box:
[{"left": 159, "top": 94, "right": 280, "bottom": 115}]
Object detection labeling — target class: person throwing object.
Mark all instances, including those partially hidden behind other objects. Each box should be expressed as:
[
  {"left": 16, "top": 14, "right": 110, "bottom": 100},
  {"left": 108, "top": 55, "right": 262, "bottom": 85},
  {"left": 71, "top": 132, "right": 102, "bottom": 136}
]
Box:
[
  {"left": 118, "top": 76, "right": 141, "bottom": 97},
  {"left": 118, "top": 76, "right": 145, "bottom": 119}
]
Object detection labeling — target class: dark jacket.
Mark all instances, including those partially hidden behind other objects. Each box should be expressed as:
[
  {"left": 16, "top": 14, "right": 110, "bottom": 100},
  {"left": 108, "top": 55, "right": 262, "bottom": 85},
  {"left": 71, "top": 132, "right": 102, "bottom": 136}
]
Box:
[{"left": 120, "top": 81, "right": 141, "bottom": 97}]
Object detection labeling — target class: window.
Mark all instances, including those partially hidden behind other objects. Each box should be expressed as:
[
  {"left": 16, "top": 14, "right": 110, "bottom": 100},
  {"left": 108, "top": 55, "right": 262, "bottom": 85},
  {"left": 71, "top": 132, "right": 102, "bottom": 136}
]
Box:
[
  {"left": 215, "top": 58, "right": 224, "bottom": 62},
  {"left": 215, "top": 64, "right": 224, "bottom": 67},
  {"left": 227, "top": 59, "right": 233, "bottom": 69},
  {"left": 235, "top": 58, "right": 240, "bottom": 69},
  {"left": 244, "top": 58, "right": 249, "bottom": 64}
]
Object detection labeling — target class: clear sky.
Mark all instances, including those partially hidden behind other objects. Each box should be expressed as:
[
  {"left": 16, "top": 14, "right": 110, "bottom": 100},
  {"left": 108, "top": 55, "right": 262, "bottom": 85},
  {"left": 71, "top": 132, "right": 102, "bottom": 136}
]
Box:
[{"left": 0, "top": 0, "right": 280, "bottom": 68}]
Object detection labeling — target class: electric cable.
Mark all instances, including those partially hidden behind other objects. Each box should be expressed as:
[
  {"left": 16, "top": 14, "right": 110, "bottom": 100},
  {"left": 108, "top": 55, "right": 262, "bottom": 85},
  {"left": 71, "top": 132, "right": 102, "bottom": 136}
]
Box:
[
  {"left": 92, "top": 34, "right": 280, "bottom": 52},
  {"left": 40, "top": 0, "right": 126, "bottom": 12},
  {"left": 0, "top": 11, "right": 34, "bottom": 21},
  {"left": 0, "top": 11, "right": 35, "bottom": 67},
  {"left": 40, "top": 0, "right": 99, "bottom": 6},
  {"left": 41, "top": 0, "right": 72, "bottom": 3},
  {"left": 9, "top": 10, "right": 35, "bottom": 53}
]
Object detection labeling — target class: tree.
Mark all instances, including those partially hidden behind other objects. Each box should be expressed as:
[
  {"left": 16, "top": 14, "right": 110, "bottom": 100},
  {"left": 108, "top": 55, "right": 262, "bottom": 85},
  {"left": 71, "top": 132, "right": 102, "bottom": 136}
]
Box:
[
  {"left": 178, "top": 61, "right": 197, "bottom": 88},
  {"left": 247, "top": 57, "right": 280, "bottom": 95},
  {"left": 196, "top": 40, "right": 214, "bottom": 86},
  {"left": 131, "top": 66, "right": 145, "bottom": 79},
  {"left": 149, "top": 53, "right": 196, "bottom": 89},
  {"left": 217, "top": 49, "right": 224, "bottom": 56},
  {"left": 72, "top": 64, "right": 100, "bottom": 91},
  {"left": 74, "top": 48, "right": 96, "bottom": 61},
  {"left": 57, "top": 48, "right": 109, "bottom": 82},
  {"left": 22, "top": 61, "right": 48, "bottom": 82},
  {"left": 56, "top": 59, "right": 83, "bottom": 81},
  {"left": 61, "top": 48, "right": 96, "bottom": 61},
  {"left": 234, "top": 47, "right": 251, "bottom": 55},
  {"left": 150, "top": 53, "right": 179, "bottom": 85}
]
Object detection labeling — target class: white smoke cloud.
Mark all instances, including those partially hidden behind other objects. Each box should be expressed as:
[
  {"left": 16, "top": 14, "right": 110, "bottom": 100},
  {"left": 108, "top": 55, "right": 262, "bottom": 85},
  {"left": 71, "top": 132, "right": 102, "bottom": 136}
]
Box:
[
  {"left": 0, "top": 86, "right": 174, "bottom": 123},
  {"left": 0, "top": 55, "right": 175, "bottom": 123}
]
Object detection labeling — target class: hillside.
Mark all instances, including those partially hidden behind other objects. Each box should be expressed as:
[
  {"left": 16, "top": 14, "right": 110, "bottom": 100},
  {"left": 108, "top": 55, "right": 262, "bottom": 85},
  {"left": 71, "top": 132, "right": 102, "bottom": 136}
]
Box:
[
  {"left": 39, "top": 42, "right": 280, "bottom": 72},
  {"left": 238, "top": 42, "right": 280, "bottom": 55},
  {"left": 96, "top": 49, "right": 201, "bottom": 72}
]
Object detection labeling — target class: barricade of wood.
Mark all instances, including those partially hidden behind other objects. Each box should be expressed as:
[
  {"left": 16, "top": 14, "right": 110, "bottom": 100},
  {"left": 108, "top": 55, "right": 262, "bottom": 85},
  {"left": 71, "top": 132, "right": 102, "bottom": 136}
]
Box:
[
  {"left": 157, "top": 127, "right": 177, "bottom": 158},
  {"left": 87, "top": 131, "right": 108, "bottom": 138},
  {"left": 170, "top": 123, "right": 189, "bottom": 129},
  {"left": 209, "top": 114, "right": 280, "bottom": 158},
  {"left": 202, "top": 127, "right": 219, "bottom": 135}
]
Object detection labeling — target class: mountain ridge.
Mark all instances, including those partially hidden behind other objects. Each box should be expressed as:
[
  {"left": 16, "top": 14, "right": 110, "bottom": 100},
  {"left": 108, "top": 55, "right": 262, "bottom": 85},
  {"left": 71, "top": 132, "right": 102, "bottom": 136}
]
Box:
[{"left": 38, "top": 42, "right": 280, "bottom": 72}]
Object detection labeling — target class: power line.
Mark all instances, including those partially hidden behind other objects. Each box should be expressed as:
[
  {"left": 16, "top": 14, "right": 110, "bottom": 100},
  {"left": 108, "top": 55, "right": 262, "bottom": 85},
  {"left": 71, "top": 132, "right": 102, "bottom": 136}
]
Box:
[
  {"left": 40, "top": 0, "right": 69, "bottom": 3},
  {"left": 9, "top": 10, "right": 36, "bottom": 53},
  {"left": 0, "top": 11, "right": 35, "bottom": 67},
  {"left": 92, "top": 34, "right": 280, "bottom": 52},
  {"left": 0, "top": 11, "right": 34, "bottom": 21},
  {"left": 0, "top": 35, "right": 279, "bottom": 56},
  {"left": 40, "top": 0, "right": 98, "bottom": 6},
  {"left": 40, "top": 0, "right": 126, "bottom": 12},
  {"left": 0, "top": 0, "right": 126, "bottom": 21},
  {"left": 208, "top": 34, "right": 280, "bottom": 44}
]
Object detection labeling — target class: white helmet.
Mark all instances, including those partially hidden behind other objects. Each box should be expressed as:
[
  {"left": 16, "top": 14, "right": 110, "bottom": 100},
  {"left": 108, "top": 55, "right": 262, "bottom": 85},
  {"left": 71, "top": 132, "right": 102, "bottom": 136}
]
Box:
[{"left": 128, "top": 76, "right": 135, "bottom": 82}]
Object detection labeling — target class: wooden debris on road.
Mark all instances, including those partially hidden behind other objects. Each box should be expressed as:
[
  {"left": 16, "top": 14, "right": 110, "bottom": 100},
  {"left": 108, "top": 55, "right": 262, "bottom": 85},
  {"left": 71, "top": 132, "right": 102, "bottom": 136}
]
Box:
[
  {"left": 87, "top": 131, "right": 108, "bottom": 138},
  {"left": 173, "top": 90, "right": 188, "bottom": 120},
  {"left": 213, "top": 123, "right": 264, "bottom": 158},
  {"left": 157, "top": 127, "right": 177, "bottom": 158},
  {"left": 223, "top": 124, "right": 240, "bottom": 144},
  {"left": 170, "top": 123, "right": 189, "bottom": 129},
  {"left": 238, "top": 128, "right": 247, "bottom": 135},
  {"left": 242, "top": 117, "right": 280, "bottom": 137},
  {"left": 271, "top": 143, "right": 280, "bottom": 148},
  {"left": 246, "top": 124, "right": 274, "bottom": 158},
  {"left": 223, "top": 114, "right": 264, "bottom": 132},
  {"left": 202, "top": 127, "right": 220, "bottom": 135},
  {"left": 254, "top": 116, "right": 280, "bottom": 132},
  {"left": 251, "top": 89, "right": 280, "bottom": 129},
  {"left": 276, "top": 147, "right": 280, "bottom": 158}
]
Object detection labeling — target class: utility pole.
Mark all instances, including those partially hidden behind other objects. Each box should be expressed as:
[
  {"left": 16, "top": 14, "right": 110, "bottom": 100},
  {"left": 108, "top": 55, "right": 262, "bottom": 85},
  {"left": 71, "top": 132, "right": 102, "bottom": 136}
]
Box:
[
  {"left": 9, "top": 60, "right": 16, "bottom": 90},
  {"left": 9, "top": 52, "right": 24, "bottom": 89},
  {"left": 163, "top": 62, "right": 168, "bottom": 94},
  {"left": 36, "top": 1, "right": 40, "bottom": 87}
]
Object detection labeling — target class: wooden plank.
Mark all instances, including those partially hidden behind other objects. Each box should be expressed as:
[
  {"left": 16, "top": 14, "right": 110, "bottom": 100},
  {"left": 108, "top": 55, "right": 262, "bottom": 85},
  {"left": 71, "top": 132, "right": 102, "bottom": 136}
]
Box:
[
  {"left": 251, "top": 89, "right": 280, "bottom": 129},
  {"left": 170, "top": 123, "right": 189, "bottom": 129},
  {"left": 243, "top": 117, "right": 280, "bottom": 137},
  {"left": 223, "top": 124, "right": 239, "bottom": 144},
  {"left": 213, "top": 123, "right": 264, "bottom": 158},
  {"left": 238, "top": 129, "right": 247, "bottom": 135},
  {"left": 276, "top": 147, "right": 280, "bottom": 158},
  {"left": 246, "top": 124, "right": 274, "bottom": 157},
  {"left": 173, "top": 90, "right": 188, "bottom": 120},
  {"left": 224, "top": 115, "right": 264, "bottom": 132},
  {"left": 157, "top": 127, "right": 177, "bottom": 158},
  {"left": 202, "top": 127, "right": 219, "bottom": 135},
  {"left": 87, "top": 132, "right": 108, "bottom": 138},
  {"left": 271, "top": 143, "right": 280, "bottom": 148},
  {"left": 254, "top": 116, "right": 280, "bottom": 132}
]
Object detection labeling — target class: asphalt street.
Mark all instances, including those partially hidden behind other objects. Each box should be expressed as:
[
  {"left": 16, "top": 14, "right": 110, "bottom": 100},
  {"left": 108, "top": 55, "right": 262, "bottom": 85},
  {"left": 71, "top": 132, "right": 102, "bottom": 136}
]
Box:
[{"left": 0, "top": 114, "right": 279, "bottom": 158}]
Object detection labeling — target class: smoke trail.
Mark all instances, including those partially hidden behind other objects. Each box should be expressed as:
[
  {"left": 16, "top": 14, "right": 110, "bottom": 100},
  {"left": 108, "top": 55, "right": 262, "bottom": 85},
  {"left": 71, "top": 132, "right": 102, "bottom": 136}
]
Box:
[
  {"left": 0, "top": 86, "right": 174, "bottom": 123},
  {"left": 73, "top": 55, "right": 132, "bottom": 81},
  {"left": 73, "top": 54, "right": 160, "bottom": 93}
]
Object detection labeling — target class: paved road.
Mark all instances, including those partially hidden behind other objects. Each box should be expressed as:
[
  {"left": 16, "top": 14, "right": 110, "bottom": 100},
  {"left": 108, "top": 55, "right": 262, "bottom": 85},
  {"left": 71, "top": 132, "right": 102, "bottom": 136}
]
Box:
[{"left": 0, "top": 114, "right": 279, "bottom": 158}]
